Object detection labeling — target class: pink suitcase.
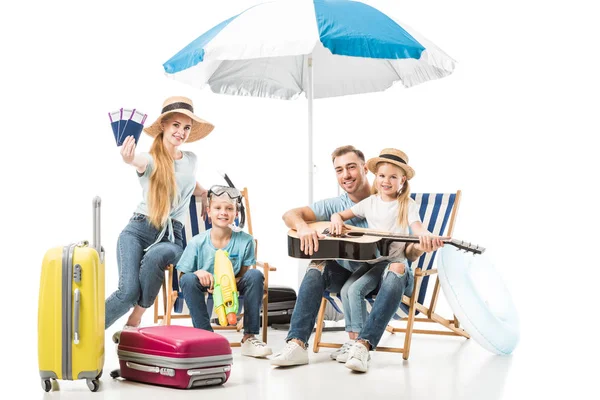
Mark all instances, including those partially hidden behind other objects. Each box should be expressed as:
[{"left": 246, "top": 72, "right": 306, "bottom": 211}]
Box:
[{"left": 110, "top": 326, "right": 232, "bottom": 389}]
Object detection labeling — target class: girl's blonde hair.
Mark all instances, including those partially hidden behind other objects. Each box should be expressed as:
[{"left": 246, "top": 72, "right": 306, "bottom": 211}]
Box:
[
  {"left": 371, "top": 162, "right": 411, "bottom": 228},
  {"left": 147, "top": 114, "right": 182, "bottom": 229}
]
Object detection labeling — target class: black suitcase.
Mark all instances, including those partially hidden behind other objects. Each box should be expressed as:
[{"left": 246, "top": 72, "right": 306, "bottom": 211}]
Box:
[{"left": 261, "top": 285, "right": 296, "bottom": 326}]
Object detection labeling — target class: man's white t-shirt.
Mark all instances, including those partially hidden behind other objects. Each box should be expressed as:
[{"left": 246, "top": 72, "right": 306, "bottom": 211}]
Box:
[{"left": 351, "top": 195, "right": 421, "bottom": 262}]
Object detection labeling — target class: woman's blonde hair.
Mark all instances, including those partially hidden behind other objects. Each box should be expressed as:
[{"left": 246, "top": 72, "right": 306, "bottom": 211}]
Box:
[
  {"left": 371, "top": 162, "right": 411, "bottom": 228},
  {"left": 147, "top": 114, "right": 182, "bottom": 229}
]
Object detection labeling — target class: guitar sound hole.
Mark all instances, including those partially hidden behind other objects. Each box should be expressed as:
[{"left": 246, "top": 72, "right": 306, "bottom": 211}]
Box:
[
  {"left": 346, "top": 232, "right": 361, "bottom": 237},
  {"left": 322, "top": 228, "right": 349, "bottom": 238}
]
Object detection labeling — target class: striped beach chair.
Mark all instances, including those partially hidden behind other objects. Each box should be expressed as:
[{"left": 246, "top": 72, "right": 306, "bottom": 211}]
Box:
[
  {"left": 153, "top": 188, "right": 276, "bottom": 346},
  {"left": 312, "top": 191, "right": 470, "bottom": 359}
]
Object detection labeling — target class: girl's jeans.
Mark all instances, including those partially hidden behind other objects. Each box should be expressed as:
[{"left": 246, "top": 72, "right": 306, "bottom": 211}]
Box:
[
  {"left": 105, "top": 213, "right": 184, "bottom": 329},
  {"left": 340, "top": 261, "right": 388, "bottom": 333}
]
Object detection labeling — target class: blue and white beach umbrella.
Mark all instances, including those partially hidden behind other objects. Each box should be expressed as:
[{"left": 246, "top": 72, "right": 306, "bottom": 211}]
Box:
[{"left": 164, "top": 0, "right": 455, "bottom": 203}]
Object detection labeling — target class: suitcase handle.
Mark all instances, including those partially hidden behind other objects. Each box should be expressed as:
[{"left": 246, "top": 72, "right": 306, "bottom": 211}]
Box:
[
  {"left": 125, "top": 362, "right": 177, "bottom": 377},
  {"left": 73, "top": 288, "right": 81, "bottom": 344},
  {"left": 93, "top": 196, "right": 104, "bottom": 264},
  {"left": 125, "top": 362, "right": 159, "bottom": 374},
  {"left": 187, "top": 366, "right": 231, "bottom": 376}
]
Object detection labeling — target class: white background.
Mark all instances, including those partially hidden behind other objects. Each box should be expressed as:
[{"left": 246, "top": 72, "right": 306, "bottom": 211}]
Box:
[{"left": 1, "top": 0, "right": 598, "bottom": 396}]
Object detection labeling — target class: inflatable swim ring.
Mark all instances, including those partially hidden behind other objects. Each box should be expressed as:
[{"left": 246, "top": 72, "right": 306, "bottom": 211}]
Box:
[{"left": 437, "top": 246, "right": 519, "bottom": 355}]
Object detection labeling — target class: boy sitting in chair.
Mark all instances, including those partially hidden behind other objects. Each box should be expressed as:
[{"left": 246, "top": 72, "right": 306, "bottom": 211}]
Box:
[{"left": 176, "top": 185, "right": 272, "bottom": 358}]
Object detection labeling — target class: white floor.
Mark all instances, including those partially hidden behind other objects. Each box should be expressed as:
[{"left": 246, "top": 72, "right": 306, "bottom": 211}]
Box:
[{"left": 22, "top": 317, "right": 596, "bottom": 400}]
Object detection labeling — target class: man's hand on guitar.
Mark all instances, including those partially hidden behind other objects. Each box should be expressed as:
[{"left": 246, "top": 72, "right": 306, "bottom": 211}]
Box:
[
  {"left": 414, "top": 235, "right": 448, "bottom": 253},
  {"left": 298, "top": 226, "right": 325, "bottom": 255}
]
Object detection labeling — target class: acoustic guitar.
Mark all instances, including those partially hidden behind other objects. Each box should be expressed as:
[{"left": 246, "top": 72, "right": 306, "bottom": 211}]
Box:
[{"left": 287, "top": 221, "right": 485, "bottom": 261}]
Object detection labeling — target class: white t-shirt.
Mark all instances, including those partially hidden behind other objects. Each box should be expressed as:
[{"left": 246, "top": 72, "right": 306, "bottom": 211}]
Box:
[{"left": 351, "top": 195, "right": 421, "bottom": 262}]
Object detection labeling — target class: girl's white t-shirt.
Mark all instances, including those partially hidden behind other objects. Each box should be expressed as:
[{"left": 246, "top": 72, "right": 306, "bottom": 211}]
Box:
[{"left": 351, "top": 195, "right": 421, "bottom": 262}]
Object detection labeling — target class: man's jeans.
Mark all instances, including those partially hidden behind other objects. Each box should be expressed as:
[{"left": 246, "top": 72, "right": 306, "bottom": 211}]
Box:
[
  {"left": 180, "top": 268, "right": 264, "bottom": 335},
  {"left": 105, "top": 213, "right": 184, "bottom": 329},
  {"left": 286, "top": 260, "right": 352, "bottom": 346},
  {"left": 358, "top": 265, "right": 414, "bottom": 348},
  {"left": 286, "top": 260, "right": 414, "bottom": 349}
]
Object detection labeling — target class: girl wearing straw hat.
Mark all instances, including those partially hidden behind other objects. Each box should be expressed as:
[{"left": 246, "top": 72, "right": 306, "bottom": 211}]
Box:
[
  {"left": 105, "top": 96, "right": 214, "bottom": 330},
  {"left": 328, "top": 148, "right": 444, "bottom": 373}
]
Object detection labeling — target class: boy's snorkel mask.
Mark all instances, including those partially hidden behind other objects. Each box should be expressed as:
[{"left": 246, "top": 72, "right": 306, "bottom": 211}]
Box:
[{"left": 208, "top": 173, "right": 246, "bottom": 228}]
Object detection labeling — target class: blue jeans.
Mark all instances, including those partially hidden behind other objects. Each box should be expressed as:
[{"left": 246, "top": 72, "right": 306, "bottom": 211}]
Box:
[
  {"left": 340, "top": 261, "right": 388, "bottom": 333},
  {"left": 286, "top": 260, "right": 352, "bottom": 346},
  {"left": 286, "top": 260, "right": 414, "bottom": 349},
  {"left": 358, "top": 264, "right": 414, "bottom": 348},
  {"left": 105, "top": 213, "right": 184, "bottom": 329},
  {"left": 180, "top": 268, "right": 264, "bottom": 335}
]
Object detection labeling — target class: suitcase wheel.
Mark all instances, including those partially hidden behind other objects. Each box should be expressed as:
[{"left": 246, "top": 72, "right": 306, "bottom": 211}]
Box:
[
  {"left": 86, "top": 378, "right": 99, "bottom": 392},
  {"left": 41, "top": 379, "right": 51, "bottom": 392},
  {"left": 110, "top": 369, "right": 121, "bottom": 379},
  {"left": 41, "top": 378, "right": 58, "bottom": 392}
]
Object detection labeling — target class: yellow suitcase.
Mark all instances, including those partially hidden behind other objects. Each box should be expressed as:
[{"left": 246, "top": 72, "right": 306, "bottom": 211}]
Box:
[{"left": 38, "top": 197, "right": 105, "bottom": 392}]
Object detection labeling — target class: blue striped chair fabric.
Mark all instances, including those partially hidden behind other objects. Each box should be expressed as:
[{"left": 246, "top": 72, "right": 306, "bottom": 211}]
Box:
[{"left": 323, "top": 192, "right": 457, "bottom": 319}]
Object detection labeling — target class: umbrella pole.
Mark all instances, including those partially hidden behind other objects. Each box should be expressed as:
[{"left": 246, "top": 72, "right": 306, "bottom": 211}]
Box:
[{"left": 307, "top": 55, "right": 314, "bottom": 205}]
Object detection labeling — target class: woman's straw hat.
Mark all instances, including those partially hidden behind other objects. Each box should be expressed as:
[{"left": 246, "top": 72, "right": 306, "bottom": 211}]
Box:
[{"left": 143, "top": 96, "right": 214, "bottom": 143}]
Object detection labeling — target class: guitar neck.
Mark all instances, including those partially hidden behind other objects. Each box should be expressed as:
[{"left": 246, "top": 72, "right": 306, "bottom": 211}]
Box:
[
  {"left": 345, "top": 229, "right": 484, "bottom": 255},
  {"left": 351, "top": 229, "right": 437, "bottom": 243}
]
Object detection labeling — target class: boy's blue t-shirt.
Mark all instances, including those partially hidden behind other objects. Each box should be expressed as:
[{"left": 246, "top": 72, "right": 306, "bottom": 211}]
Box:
[{"left": 176, "top": 229, "right": 256, "bottom": 275}]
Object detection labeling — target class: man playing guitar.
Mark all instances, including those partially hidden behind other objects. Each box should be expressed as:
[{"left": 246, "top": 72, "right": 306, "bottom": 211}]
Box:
[{"left": 270, "top": 145, "right": 444, "bottom": 372}]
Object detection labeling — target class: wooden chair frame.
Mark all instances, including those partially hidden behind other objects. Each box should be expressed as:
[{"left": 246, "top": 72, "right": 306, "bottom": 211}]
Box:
[
  {"left": 312, "top": 190, "right": 470, "bottom": 359},
  {"left": 153, "top": 187, "right": 276, "bottom": 346}
]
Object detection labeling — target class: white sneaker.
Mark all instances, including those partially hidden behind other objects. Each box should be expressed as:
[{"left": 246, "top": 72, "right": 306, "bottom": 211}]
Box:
[
  {"left": 270, "top": 341, "right": 309, "bottom": 366},
  {"left": 331, "top": 340, "right": 355, "bottom": 362},
  {"left": 241, "top": 337, "right": 273, "bottom": 358},
  {"left": 345, "top": 342, "right": 371, "bottom": 373}
]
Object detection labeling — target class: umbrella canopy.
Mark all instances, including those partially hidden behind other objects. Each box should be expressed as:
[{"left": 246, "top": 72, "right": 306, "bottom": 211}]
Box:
[
  {"left": 163, "top": 0, "right": 456, "bottom": 203},
  {"left": 163, "top": 0, "right": 455, "bottom": 99}
]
